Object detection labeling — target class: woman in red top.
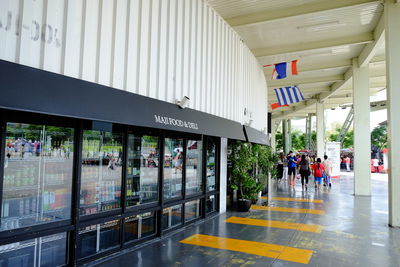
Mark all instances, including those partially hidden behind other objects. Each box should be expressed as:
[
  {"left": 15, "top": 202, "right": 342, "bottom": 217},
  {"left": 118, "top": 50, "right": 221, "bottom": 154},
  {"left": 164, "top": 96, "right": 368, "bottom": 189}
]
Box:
[{"left": 312, "top": 158, "right": 325, "bottom": 190}]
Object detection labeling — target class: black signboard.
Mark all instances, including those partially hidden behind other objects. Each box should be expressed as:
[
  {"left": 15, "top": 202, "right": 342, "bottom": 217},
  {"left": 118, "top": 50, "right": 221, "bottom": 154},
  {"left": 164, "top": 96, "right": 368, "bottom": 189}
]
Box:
[
  {"left": 0, "top": 60, "right": 246, "bottom": 141},
  {"left": 243, "top": 125, "right": 269, "bottom": 145}
]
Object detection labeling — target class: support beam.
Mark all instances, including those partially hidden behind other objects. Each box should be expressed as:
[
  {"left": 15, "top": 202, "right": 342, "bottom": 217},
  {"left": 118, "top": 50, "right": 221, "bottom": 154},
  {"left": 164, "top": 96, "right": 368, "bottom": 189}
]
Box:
[
  {"left": 227, "top": 0, "right": 380, "bottom": 28},
  {"left": 385, "top": 0, "right": 400, "bottom": 227},
  {"left": 305, "top": 114, "right": 312, "bottom": 150},
  {"left": 352, "top": 57, "right": 371, "bottom": 196},
  {"left": 253, "top": 33, "right": 373, "bottom": 58},
  {"left": 219, "top": 138, "right": 228, "bottom": 214},
  {"left": 359, "top": 15, "right": 385, "bottom": 67},
  {"left": 268, "top": 75, "right": 344, "bottom": 88},
  {"left": 287, "top": 119, "right": 292, "bottom": 151},
  {"left": 316, "top": 103, "right": 325, "bottom": 159},
  {"left": 282, "top": 119, "right": 289, "bottom": 153},
  {"left": 264, "top": 59, "right": 352, "bottom": 75}
]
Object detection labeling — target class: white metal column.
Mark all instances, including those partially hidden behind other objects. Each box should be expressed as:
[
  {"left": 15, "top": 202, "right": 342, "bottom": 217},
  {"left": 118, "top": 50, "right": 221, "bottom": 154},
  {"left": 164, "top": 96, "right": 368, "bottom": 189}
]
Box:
[
  {"left": 219, "top": 138, "right": 228, "bottom": 214},
  {"left": 270, "top": 119, "right": 277, "bottom": 152},
  {"left": 282, "top": 119, "right": 289, "bottom": 153},
  {"left": 352, "top": 57, "right": 371, "bottom": 196},
  {"left": 385, "top": 0, "right": 400, "bottom": 226},
  {"left": 316, "top": 103, "right": 325, "bottom": 159},
  {"left": 287, "top": 119, "right": 292, "bottom": 151}
]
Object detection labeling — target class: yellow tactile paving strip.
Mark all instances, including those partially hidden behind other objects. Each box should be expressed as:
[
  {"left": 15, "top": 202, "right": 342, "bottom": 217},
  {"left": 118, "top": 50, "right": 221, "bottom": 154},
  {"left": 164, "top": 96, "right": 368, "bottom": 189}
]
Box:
[
  {"left": 180, "top": 234, "right": 314, "bottom": 264},
  {"left": 225, "top": 216, "right": 323, "bottom": 233},
  {"left": 261, "top": 196, "right": 324, "bottom": 203},
  {"left": 251, "top": 205, "right": 325, "bottom": 215}
]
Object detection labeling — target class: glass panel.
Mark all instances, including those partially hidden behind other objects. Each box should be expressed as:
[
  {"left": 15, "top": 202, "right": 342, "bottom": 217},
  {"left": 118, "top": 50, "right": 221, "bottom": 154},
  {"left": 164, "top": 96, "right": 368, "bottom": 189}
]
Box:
[
  {"left": 80, "top": 130, "right": 122, "bottom": 216},
  {"left": 2, "top": 122, "right": 74, "bottom": 231},
  {"left": 124, "top": 215, "right": 139, "bottom": 242},
  {"left": 162, "top": 204, "right": 182, "bottom": 230},
  {"left": 0, "top": 232, "right": 67, "bottom": 267},
  {"left": 185, "top": 199, "right": 201, "bottom": 222},
  {"left": 124, "top": 211, "right": 156, "bottom": 243},
  {"left": 163, "top": 138, "right": 183, "bottom": 200},
  {"left": 141, "top": 211, "right": 156, "bottom": 238},
  {"left": 206, "top": 195, "right": 217, "bottom": 214},
  {"left": 206, "top": 138, "right": 217, "bottom": 192},
  {"left": 185, "top": 140, "right": 202, "bottom": 195},
  {"left": 78, "top": 219, "right": 120, "bottom": 259},
  {"left": 126, "top": 135, "right": 159, "bottom": 207}
]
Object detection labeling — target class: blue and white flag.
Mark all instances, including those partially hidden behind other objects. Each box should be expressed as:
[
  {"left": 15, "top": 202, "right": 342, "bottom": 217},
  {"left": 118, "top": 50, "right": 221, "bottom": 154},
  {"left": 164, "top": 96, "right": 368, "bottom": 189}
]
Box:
[{"left": 274, "top": 86, "right": 304, "bottom": 106}]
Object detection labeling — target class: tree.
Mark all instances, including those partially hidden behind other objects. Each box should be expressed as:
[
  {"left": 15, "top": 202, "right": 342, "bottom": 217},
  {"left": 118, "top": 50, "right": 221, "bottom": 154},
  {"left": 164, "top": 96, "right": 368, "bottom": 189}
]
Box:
[
  {"left": 371, "top": 125, "right": 387, "bottom": 150},
  {"left": 327, "top": 127, "right": 353, "bottom": 148}
]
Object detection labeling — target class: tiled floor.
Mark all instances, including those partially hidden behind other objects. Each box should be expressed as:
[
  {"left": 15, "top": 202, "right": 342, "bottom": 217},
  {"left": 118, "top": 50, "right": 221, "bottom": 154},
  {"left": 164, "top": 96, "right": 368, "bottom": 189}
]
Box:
[{"left": 94, "top": 172, "right": 400, "bottom": 266}]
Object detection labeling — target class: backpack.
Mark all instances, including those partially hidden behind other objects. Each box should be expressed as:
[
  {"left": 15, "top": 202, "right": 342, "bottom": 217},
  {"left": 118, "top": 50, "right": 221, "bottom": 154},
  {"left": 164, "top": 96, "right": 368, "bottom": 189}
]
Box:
[{"left": 300, "top": 160, "right": 309, "bottom": 171}]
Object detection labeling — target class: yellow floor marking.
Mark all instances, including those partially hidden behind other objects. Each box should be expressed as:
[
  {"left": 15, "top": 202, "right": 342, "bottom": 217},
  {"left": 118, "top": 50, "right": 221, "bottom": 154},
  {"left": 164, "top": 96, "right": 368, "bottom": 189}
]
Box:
[
  {"left": 251, "top": 205, "right": 325, "bottom": 215},
  {"left": 225, "top": 217, "right": 323, "bottom": 233},
  {"left": 180, "top": 234, "right": 313, "bottom": 264},
  {"left": 261, "top": 196, "right": 324, "bottom": 203}
]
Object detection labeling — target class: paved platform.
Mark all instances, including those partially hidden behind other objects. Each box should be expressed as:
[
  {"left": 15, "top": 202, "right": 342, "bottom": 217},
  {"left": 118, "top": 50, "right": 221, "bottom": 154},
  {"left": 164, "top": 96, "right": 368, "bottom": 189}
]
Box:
[{"left": 94, "top": 172, "right": 400, "bottom": 266}]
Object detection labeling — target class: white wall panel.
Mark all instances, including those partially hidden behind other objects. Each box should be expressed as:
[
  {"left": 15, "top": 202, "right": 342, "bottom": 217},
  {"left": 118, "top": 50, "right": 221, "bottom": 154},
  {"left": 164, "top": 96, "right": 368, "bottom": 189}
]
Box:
[
  {"left": 112, "top": 0, "right": 128, "bottom": 89},
  {"left": 63, "top": 0, "right": 83, "bottom": 78},
  {"left": 0, "top": 0, "right": 268, "bottom": 132}
]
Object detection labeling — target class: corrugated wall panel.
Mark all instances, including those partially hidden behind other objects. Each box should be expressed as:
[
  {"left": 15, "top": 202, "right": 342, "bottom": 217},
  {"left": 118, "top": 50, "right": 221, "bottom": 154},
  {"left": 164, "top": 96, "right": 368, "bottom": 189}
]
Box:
[{"left": 0, "top": 0, "right": 268, "bottom": 133}]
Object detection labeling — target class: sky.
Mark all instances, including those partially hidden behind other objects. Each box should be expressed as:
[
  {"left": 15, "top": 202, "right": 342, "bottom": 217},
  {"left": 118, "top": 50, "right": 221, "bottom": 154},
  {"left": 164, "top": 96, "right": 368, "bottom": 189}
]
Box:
[{"left": 289, "top": 89, "right": 387, "bottom": 132}]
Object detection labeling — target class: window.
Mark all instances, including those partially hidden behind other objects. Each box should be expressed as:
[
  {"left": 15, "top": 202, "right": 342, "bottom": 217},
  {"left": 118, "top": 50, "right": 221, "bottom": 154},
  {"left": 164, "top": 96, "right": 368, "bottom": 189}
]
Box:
[
  {"left": 78, "top": 219, "right": 120, "bottom": 259},
  {"left": 126, "top": 135, "right": 159, "bottom": 207},
  {"left": 124, "top": 211, "right": 156, "bottom": 242},
  {"left": 206, "top": 138, "right": 217, "bottom": 192},
  {"left": 80, "top": 130, "right": 123, "bottom": 216},
  {"left": 162, "top": 204, "right": 182, "bottom": 230},
  {"left": 2, "top": 123, "right": 74, "bottom": 231},
  {"left": 185, "top": 199, "right": 201, "bottom": 222},
  {"left": 163, "top": 138, "right": 183, "bottom": 200},
  {"left": 185, "top": 140, "right": 202, "bottom": 195},
  {"left": 0, "top": 232, "right": 68, "bottom": 267}
]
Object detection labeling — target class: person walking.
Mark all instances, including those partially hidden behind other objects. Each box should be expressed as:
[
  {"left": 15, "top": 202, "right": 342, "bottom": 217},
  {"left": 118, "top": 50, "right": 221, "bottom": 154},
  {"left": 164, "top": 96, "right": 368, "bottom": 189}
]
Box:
[
  {"left": 322, "top": 155, "right": 332, "bottom": 187},
  {"left": 287, "top": 151, "right": 297, "bottom": 186},
  {"left": 298, "top": 155, "right": 310, "bottom": 190},
  {"left": 312, "top": 158, "right": 325, "bottom": 190},
  {"left": 345, "top": 155, "right": 351, "bottom": 172}
]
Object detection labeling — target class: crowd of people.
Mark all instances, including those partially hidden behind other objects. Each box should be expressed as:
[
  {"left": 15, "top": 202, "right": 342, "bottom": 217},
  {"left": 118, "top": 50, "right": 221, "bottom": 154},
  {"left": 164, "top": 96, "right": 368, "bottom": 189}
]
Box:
[{"left": 276, "top": 151, "right": 333, "bottom": 191}]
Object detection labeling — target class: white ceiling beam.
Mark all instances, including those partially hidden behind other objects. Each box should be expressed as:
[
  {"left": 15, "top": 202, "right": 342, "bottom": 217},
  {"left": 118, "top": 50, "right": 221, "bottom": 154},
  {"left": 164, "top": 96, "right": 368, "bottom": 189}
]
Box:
[
  {"left": 268, "top": 75, "right": 344, "bottom": 88},
  {"left": 264, "top": 59, "right": 351, "bottom": 76},
  {"left": 253, "top": 32, "right": 374, "bottom": 58},
  {"left": 358, "top": 15, "right": 385, "bottom": 67},
  {"left": 226, "top": 0, "right": 381, "bottom": 28}
]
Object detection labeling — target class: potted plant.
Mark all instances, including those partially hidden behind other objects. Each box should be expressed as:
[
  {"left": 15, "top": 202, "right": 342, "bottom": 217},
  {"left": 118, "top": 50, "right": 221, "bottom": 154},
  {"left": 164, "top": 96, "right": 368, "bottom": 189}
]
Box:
[{"left": 229, "top": 141, "right": 261, "bottom": 211}]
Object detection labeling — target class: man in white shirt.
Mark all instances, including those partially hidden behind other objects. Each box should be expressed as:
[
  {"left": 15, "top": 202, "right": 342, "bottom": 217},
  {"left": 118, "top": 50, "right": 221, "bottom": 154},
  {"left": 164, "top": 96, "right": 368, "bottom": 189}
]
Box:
[{"left": 322, "top": 155, "right": 333, "bottom": 187}]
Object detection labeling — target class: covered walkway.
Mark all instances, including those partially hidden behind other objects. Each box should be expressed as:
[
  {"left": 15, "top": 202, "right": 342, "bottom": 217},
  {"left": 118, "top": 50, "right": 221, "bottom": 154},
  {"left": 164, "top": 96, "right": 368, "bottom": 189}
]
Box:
[{"left": 94, "top": 174, "right": 400, "bottom": 266}]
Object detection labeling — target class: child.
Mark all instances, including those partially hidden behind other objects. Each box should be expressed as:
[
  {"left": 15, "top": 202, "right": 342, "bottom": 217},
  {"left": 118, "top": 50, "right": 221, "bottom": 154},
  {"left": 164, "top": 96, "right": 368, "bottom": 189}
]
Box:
[{"left": 312, "top": 158, "right": 325, "bottom": 190}]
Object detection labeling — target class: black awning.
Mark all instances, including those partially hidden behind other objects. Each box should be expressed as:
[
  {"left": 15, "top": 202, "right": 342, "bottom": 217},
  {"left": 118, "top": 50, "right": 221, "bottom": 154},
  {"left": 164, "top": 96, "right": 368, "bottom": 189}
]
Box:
[
  {"left": 0, "top": 60, "right": 246, "bottom": 141},
  {"left": 243, "top": 125, "right": 269, "bottom": 145}
]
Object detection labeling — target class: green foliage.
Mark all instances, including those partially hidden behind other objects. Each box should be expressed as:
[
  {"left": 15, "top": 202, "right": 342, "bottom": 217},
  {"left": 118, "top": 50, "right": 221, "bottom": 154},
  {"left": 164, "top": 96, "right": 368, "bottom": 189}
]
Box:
[
  {"left": 371, "top": 125, "right": 387, "bottom": 150},
  {"left": 327, "top": 127, "right": 353, "bottom": 148},
  {"left": 229, "top": 141, "right": 278, "bottom": 200},
  {"left": 274, "top": 130, "right": 316, "bottom": 152}
]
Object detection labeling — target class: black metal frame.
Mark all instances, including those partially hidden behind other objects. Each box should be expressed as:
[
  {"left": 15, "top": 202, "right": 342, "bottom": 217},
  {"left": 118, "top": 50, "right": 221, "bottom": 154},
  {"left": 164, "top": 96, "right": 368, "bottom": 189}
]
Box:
[{"left": 0, "top": 109, "right": 222, "bottom": 266}]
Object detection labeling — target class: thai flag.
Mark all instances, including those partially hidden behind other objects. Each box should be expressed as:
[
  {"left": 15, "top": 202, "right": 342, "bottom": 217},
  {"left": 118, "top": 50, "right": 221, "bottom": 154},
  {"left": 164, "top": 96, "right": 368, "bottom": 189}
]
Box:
[
  {"left": 272, "top": 60, "right": 298, "bottom": 80},
  {"left": 274, "top": 86, "right": 304, "bottom": 106}
]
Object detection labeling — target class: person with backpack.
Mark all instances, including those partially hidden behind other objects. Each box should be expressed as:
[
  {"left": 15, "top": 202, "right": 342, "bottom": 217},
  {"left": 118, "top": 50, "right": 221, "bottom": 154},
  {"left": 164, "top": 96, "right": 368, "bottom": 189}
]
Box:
[
  {"left": 312, "top": 158, "right": 325, "bottom": 190},
  {"left": 298, "top": 154, "right": 310, "bottom": 190}
]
